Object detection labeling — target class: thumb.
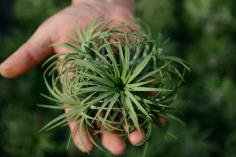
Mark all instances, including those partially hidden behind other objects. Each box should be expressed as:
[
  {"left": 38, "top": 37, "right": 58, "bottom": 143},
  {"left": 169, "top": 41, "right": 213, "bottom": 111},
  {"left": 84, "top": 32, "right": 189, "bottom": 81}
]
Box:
[{"left": 0, "top": 23, "right": 53, "bottom": 78}]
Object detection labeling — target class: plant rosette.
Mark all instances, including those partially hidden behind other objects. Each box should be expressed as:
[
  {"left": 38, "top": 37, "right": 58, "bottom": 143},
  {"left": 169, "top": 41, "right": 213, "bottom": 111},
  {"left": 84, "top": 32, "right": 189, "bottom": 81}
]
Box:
[{"left": 40, "top": 19, "right": 190, "bottom": 151}]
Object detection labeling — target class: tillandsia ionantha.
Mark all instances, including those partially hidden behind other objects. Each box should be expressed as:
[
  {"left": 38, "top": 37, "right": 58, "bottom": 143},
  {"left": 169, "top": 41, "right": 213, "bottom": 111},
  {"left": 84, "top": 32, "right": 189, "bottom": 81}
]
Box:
[{"left": 40, "top": 19, "right": 190, "bottom": 151}]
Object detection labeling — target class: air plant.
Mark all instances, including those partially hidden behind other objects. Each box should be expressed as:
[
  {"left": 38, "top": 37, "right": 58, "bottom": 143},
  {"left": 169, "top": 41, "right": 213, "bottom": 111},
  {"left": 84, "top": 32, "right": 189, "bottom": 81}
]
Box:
[{"left": 40, "top": 19, "right": 190, "bottom": 151}]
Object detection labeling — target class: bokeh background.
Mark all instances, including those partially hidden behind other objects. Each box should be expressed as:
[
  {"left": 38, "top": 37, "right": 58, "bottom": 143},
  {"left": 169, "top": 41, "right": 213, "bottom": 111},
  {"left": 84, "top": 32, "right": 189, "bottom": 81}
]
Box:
[{"left": 1, "top": 0, "right": 236, "bottom": 157}]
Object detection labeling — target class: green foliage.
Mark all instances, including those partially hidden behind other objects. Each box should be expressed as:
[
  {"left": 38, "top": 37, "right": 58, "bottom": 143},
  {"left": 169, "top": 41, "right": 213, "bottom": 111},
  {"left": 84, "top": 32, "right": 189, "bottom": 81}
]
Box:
[
  {"left": 1, "top": 0, "right": 236, "bottom": 157},
  {"left": 42, "top": 19, "right": 188, "bottom": 151}
]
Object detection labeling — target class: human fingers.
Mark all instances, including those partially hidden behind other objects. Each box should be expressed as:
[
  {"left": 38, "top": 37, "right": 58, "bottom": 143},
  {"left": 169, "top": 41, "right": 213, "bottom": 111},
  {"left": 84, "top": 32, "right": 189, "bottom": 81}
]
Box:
[
  {"left": 66, "top": 108, "right": 94, "bottom": 152},
  {"left": 128, "top": 129, "right": 145, "bottom": 146},
  {"left": 0, "top": 22, "right": 52, "bottom": 78},
  {"left": 123, "top": 124, "right": 145, "bottom": 146},
  {"left": 101, "top": 130, "right": 126, "bottom": 155}
]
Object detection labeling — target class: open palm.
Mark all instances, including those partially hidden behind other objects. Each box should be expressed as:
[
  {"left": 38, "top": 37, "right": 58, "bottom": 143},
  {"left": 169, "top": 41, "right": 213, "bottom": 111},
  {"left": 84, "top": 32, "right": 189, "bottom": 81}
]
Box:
[{"left": 0, "top": 0, "right": 145, "bottom": 155}]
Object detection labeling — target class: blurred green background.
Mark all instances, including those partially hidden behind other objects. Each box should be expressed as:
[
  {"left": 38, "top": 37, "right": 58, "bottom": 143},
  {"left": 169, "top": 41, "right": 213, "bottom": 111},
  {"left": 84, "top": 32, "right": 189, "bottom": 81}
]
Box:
[{"left": 1, "top": 0, "right": 236, "bottom": 157}]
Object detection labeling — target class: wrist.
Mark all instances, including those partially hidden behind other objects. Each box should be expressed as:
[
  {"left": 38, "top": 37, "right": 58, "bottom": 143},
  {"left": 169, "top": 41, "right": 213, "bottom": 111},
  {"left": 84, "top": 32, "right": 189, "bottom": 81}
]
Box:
[{"left": 72, "top": 0, "right": 134, "bottom": 12}]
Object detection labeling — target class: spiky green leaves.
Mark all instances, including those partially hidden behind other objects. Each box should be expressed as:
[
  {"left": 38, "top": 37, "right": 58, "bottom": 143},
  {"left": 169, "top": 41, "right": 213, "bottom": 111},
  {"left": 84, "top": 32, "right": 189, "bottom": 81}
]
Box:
[{"left": 41, "top": 19, "right": 190, "bottom": 149}]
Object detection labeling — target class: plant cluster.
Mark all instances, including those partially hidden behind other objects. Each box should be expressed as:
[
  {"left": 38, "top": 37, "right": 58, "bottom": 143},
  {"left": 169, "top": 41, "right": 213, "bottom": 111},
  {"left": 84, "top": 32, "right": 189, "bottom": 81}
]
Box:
[{"left": 41, "top": 19, "right": 190, "bottom": 149}]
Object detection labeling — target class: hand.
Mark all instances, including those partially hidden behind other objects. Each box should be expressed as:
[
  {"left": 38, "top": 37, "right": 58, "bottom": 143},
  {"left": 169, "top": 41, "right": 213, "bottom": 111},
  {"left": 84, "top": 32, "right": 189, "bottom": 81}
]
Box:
[{"left": 0, "top": 0, "right": 146, "bottom": 155}]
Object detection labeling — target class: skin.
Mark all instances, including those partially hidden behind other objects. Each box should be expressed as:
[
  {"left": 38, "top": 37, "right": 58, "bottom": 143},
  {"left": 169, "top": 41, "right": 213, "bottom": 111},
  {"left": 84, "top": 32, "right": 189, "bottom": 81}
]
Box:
[{"left": 0, "top": 0, "right": 146, "bottom": 155}]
